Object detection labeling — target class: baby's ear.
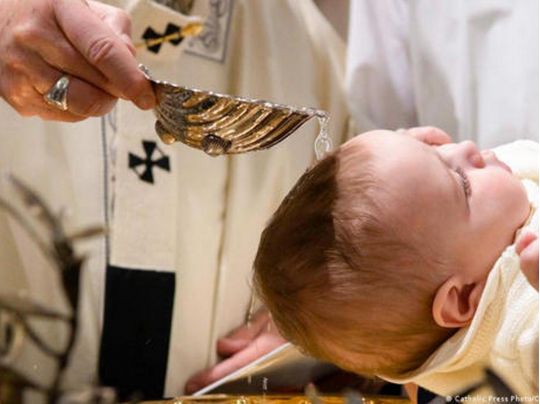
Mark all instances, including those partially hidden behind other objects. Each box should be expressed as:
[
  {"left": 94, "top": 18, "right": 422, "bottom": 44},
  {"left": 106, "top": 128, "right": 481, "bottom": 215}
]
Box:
[{"left": 432, "top": 276, "right": 484, "bottom": 328}]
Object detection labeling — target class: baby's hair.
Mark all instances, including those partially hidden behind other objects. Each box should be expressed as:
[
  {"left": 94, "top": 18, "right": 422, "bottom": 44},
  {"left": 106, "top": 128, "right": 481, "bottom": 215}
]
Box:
[{"left": 253, "top": 139, "right": 454, "bottom": 378}]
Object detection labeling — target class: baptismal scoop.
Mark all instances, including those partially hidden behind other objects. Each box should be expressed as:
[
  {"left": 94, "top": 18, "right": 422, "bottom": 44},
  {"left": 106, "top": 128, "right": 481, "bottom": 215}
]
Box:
[{"left": 141, "top": 65, "right": 331, "bottom": 157}]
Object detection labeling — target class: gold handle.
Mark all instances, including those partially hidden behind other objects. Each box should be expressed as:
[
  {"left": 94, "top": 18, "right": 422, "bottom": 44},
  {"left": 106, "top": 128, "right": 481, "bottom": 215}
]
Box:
[{"left": 135, "top": 22, "right": 204, "bottom": 49}]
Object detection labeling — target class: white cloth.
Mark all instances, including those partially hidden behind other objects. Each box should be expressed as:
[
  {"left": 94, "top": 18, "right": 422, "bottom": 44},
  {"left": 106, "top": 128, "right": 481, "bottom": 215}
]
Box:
[
  {"left": 384, "top": 141, "right": 539, "bottom": 398},
  {"left": 0, "top": 0, "right": 350, "bottom": 396},
  {"left": 346, "top": 0, "right": 539, "bottom": 149}
]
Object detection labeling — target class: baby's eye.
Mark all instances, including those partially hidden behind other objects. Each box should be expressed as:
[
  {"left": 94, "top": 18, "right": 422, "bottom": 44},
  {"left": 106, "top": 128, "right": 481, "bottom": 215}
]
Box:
[{"left": 455, "top": 167, "right": 471, "bottom": 197}]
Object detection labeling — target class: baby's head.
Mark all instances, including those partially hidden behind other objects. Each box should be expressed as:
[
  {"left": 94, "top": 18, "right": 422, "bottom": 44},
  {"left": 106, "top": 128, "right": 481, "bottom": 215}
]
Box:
[{"left": 253, "top": 130, "right": 530, "bottom": 378}]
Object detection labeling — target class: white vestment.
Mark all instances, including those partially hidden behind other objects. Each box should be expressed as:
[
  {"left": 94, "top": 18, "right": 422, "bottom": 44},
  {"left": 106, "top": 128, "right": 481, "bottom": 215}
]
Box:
[{"left": 346, "top": 0, "right": 538, "bottom": 149}]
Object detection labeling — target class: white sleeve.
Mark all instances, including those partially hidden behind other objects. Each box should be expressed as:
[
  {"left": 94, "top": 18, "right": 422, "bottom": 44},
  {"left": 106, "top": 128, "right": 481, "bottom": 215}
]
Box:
[{"left": 346, "top": 0, "right": 417, "bottom": 132}]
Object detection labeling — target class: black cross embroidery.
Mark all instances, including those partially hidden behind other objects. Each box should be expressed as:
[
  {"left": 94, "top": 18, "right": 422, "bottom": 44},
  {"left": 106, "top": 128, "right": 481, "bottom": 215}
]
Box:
[
  {"left": 128, "top": 141, "right": 170, "bottom": 184},
  {"left": 142, "top": 23, "right": 183, "bottom": 54}
]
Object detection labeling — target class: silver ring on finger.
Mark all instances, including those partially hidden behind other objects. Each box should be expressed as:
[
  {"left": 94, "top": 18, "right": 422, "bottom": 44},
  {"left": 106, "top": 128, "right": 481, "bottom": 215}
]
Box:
[{"left": 44, "top": 75, "right": 70, "bottom": 111}]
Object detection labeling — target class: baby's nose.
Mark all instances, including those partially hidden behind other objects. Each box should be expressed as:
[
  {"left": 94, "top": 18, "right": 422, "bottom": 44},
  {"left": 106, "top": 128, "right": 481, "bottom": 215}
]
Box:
[{"left": 457, "top": 140, "right": 485, "bottom": 168}]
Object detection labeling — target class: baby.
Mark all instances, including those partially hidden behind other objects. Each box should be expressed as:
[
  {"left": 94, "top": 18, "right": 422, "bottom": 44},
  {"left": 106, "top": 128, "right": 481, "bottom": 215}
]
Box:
[{"left": 253, "top": 128, "right": 538, "bottom": 398}]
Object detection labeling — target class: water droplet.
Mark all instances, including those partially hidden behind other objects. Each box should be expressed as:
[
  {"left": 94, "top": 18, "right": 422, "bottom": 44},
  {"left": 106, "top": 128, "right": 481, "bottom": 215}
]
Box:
[{"left": 314, "top": 113, "right": 332, "bottom": 160}]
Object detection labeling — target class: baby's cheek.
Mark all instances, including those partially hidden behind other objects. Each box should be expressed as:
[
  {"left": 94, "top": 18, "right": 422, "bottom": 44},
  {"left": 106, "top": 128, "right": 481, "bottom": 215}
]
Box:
[
  {"left": 504, "top": 174, "right": 530, "bottom": 223},
  {"left": 483, "top": 170, "right": 529, "bottom": 223},
  {"left": 471, "top": 171, "right": 525, "bottom": 225}
]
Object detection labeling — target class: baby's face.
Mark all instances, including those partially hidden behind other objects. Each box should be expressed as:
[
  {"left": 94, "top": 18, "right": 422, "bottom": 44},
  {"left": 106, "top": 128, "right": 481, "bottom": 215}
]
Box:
[{"left": 350, "top": 131, "right": 530, "bottom": 281}]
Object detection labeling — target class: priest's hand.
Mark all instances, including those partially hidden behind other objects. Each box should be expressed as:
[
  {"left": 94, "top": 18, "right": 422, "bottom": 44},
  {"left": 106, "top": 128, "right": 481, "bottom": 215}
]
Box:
[
  {"left": 0, "top": 0, "right": 155, "bottom": 122},
  {"left": 184, "top": 308, "right": 286, "bottom": 394},
  {"left": 403, "top": 126, "right": 453, "bottom": 146}
]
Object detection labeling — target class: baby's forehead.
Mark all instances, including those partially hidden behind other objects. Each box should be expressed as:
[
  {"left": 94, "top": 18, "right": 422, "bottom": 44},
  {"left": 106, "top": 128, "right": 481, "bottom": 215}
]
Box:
[
  {"left": 338, "top": 132, "right": 451, "bottom": 215},
  {"left": 341, "top": 132, "right": 431, "bottom": 172},
  {"left": 344, "top": 130, "right": 400, "bottom": 148}
]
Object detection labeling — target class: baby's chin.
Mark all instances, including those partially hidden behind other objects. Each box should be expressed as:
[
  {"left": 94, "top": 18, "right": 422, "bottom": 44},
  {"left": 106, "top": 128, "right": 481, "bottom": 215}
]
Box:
[
  {"left": 484, "top": 168, "right": 531, "bottom": 245},
  {"left": 514, "top": 203, "right": 532, "bottom": 237},
  {"left": 493, "top": 156, "right": 530, "bottom": 217}
]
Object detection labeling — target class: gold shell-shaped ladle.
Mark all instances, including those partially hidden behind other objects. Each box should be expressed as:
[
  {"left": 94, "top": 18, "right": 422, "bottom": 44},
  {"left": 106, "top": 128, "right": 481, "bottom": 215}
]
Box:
[{"left": 140, "top": 65, "right": 329, "bottom": 157}]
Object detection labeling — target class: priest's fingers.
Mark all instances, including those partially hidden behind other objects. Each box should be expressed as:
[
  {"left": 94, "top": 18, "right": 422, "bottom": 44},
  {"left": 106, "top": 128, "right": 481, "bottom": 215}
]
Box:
[
  {"left": 2, "top": 50, "right": 116, "bottom": 120},
  {"left": 185, "top": 332, "right": 286, "bottom": 394},
  {"left": 1, "top": 73, "right": 85, "bottom": 122},
  {"left": 405, "top": 126, "right": 453, "bottom": 145},
  {"left": 34, "top": 71, "right": 117, "bottom": 118},
  {"left": 23, "top": 17, "right": 125, "bottom": 100},
  {"left": 217, "top": 309, "right": 272, "bottom": 357},
  {"left": 87, "top": 0, "right": 136, "bottom": 55},
  {"left": 0, "top": 0, "right": 136, "bottom": 119},
  {"left": 53, "top": 0, "right": 155, "bottom": 110}
]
